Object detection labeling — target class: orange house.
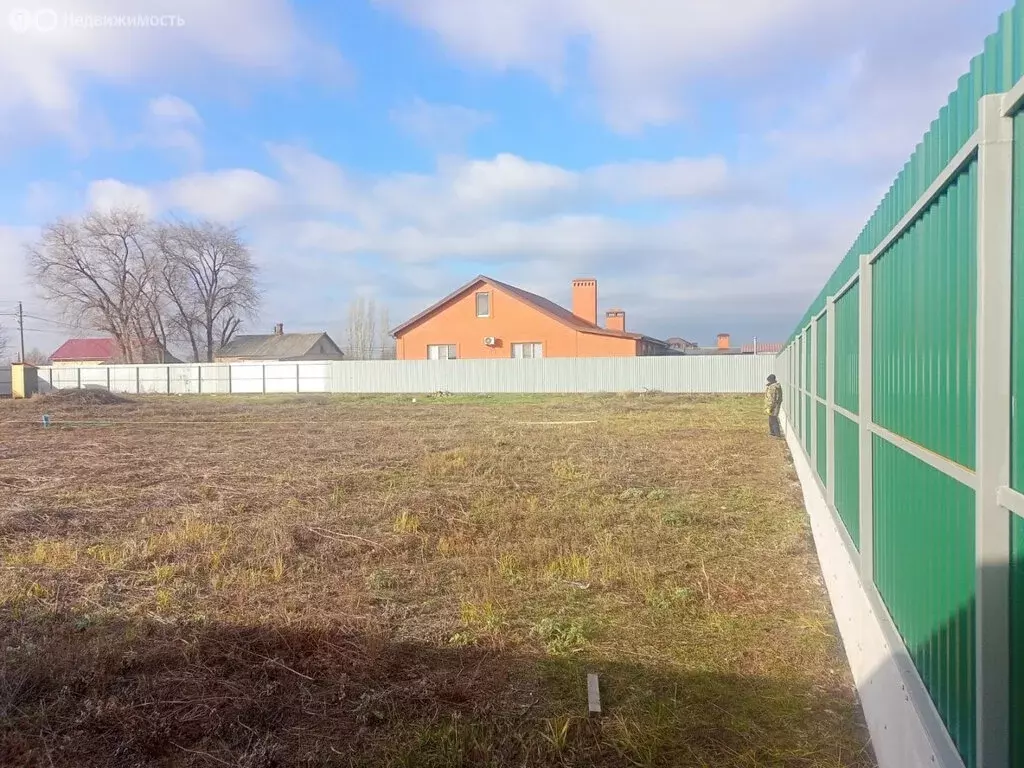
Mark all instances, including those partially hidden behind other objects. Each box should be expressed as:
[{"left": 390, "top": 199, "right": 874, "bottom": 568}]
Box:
[{"left": 391, "top": 275, "right": 674, "bottom": 360}]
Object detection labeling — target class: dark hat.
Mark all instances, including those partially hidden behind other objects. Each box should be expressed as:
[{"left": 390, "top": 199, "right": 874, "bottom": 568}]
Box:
[{"left": 766, "top": 374, "right": 777, "bottom": 383}]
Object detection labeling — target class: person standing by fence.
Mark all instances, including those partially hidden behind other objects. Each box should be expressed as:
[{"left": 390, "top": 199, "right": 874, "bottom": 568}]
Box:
[{"left": 765, "top": 374, "right": 783, "bottom": 437}]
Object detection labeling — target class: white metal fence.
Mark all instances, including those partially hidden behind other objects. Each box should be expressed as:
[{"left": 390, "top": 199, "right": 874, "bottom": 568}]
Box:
[{"left": 32, "top": 356, "right": 775, "bottom": 395}]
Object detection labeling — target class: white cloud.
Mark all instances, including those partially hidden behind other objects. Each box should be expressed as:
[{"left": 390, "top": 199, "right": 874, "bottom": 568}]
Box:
[
  {"left": 148, "top": 94, "right": 201, "bottom": 125},
  {"left": 86, "top": 170, "right": 281, "bottom": 221},
  {"left": 589, "top": 157, "right": 730, "bottom": 200},
  {"left": 269, "top": 147, "right": 733, "bottom": 231},
  {"left": 162, "top": 170, "right": 283, "bottom": 221},
  {"left": 390, "top": 97, "right": 493, "bottom": 150},
  {"left": 377, "top": 0, "right": 1007, "bottom": 132},
  {"left": 0, "top": 0, "right": 346, "bottom": 146},
  {"left": 136, "top": 94, "right": 204, "bottom": 163},
  {"left": 87, "top": 179, "right": 156, "bottom": 216}
]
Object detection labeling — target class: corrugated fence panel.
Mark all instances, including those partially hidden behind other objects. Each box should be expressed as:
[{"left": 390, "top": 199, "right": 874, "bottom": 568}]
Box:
[
  {"left": 0, "top": 365, "right": 10, "bottom": 397},
  {"left": 138, "top": 366, "right": 171, "bottom": 394},
  {"left": 264, "top": 363, "right": 300, "bottom": 394},
  {"left": 199, "top": 365, "right": 231, "bottom": 394},
  {"left": 109, "top": 367, "right": 138, "bottom": 394},
  {"left": 298, "top": 363, "right": 331, "bottom": 393},
  {"left": 230, "top": 364, "right": 265, "bottom": 394},
  {"left": 834, "top": 282, "right": 860, "bottom": 414},
  {"left": 804, "top": 394, "right": 811, "bottom": 453},
  {"left": 872, "top": 162, "right": 977, "bottom": 469},
  {"left": 33, "top": 356, "right": 774, "bottom": 396},
  {"left": 795, "top": 336, "right": 803, "bottom": 440},
  {"left": 816, "top": 402, "right": 827, "bottom": 483},
  {"left": 873, "top": 435, "right": 977, "bottom": 768},
  {"left": 833, "top": 412, "right": 860, "bottom": 549},
  {"left": 816, "top": 314, "right": 827, "bottom": 399}
]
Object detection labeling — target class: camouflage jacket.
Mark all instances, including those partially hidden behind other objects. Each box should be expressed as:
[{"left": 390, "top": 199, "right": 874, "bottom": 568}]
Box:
[{"left": 765, "top": 382, "right": 783, "bottom": 415}]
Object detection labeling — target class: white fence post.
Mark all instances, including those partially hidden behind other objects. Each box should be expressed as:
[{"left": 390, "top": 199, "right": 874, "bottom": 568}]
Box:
[
  {"left": 974, "top": 93, "right": 1013, "bottom": 768},
  {"left": 809, "top": 321, "right": 817, "bottom": 466},
  {"left": 858, "top": 254, "right": 874, "bottom": 583},
  {"left": 825, "top": 296, "right": 836, "bottom": 507}
]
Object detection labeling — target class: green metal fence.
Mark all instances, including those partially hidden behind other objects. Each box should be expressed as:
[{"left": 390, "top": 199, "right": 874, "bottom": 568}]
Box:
[
  {"left": 833, "top": 412, "right": 860, "bottom": 550},
  {"left": 873, "top": 436, "right": 977, "bottom": 765},
  {"left": 835, "top": 284, "right": 859, "bottom": 414},
  {"left": 779, "top": 3, "right": 1024, "bottom": 766}
]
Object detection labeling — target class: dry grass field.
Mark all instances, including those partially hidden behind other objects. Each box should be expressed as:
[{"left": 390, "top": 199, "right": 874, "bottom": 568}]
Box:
[{"left": 0, "top": 392, "right": 873, "bottom": 767}]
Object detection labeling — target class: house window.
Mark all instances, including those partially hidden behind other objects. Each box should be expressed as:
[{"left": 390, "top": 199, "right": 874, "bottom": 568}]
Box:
[
  {"left": 511, "top": 342, "right": 543, "bottom": 359},
  {"left": 475, "top": 291, "right": 491, "bottom": 317},
  {"left": 427, "top": 344, "right": 457, "bottom": 360}
]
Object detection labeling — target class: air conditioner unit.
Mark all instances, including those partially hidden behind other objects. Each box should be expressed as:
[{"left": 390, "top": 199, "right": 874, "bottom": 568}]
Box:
[{"left": 483, "top": 336, "right": 497, "bottom": 346}]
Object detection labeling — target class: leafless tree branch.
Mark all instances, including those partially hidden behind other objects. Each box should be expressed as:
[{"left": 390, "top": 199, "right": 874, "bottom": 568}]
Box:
[{"left": 28, "top": 209, "right": 261, "bottom": 365}]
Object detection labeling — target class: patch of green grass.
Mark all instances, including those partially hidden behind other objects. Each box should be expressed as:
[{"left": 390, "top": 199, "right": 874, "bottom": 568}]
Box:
[{"left": 530, "top": 616, "right": 588, "bottom": 655}]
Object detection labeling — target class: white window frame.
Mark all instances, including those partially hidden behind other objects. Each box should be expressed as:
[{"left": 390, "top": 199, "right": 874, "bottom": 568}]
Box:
[
  {"left": 427, "top": 344, "right": 457, "bottom": 360},
  {"left": 511, "top": 342, "right": 543, "bottom": 359},
  {"left": 475, "top": 291, "right": 491, "bottom": 318}
]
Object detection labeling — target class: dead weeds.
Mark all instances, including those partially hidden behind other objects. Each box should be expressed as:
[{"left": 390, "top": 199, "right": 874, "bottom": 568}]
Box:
[{"left": 0, "top": 394, "right": 874, "bottom": 767}]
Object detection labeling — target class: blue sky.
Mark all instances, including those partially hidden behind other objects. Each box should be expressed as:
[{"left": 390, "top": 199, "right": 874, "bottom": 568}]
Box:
[{"left": 0, "top": 0, "right": 1012, "bottom": 356}]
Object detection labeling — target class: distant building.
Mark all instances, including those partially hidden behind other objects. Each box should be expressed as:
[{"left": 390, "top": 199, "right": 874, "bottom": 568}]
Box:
[
  {"left": 741, "top": 341, "right": 783, "bottom": 355},
  {"left": 665, "top": 337, "right": 698, "bottom": 352},
  {"left": 679, "top": 334, "right": 781, "bottom": 356},
  {"left": 391, "top": 275, "right": 676, "bottom": 360},
  {"left": 50, "top": 338, "right": 181, "bottom": 366},
  {"left": 215, "top": 324, "right": 344, "bottom": 362}
]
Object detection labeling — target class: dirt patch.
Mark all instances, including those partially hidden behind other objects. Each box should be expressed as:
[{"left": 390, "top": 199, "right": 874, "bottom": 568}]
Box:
[{"left": 37, "top": 387, "right": 131, "bottom": 406}]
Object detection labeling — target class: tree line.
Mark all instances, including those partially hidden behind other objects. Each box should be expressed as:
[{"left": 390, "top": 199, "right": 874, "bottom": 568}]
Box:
[{"left": 27, "top": 207, "right": 259, "bottom": 363}]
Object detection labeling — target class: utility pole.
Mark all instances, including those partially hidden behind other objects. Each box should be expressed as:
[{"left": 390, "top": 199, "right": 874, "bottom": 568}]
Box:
[{"left": 16, "top": 301, "right": 24, "bottom": 363}]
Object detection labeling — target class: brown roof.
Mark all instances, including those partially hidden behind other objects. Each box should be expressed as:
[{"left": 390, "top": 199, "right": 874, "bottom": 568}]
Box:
[
  {"left": 391, "top": 275, "right": 667, "bottom": 345},
  {"left": 740, "top": 342, "right": 783, "bottom": 355},
  {"left": 216, "top": 332, "right": 343, "bottom": 360}
]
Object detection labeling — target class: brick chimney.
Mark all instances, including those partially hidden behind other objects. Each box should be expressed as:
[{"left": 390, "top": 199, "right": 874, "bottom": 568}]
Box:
[
  {"left": 716, "top": 333, "right": 730, "bottom": 350},
  {"left": 605, "top": 309, "right": 625, "bottom": 332},
  {"left": 273, "top": 323, "right": 284, "bottom": 336},
  {"left": 572, "top": 278, "right": 598, "bottom": 325}
]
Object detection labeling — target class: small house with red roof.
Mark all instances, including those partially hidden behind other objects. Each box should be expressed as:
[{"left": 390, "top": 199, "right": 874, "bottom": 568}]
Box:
[{"left": 50, "top": 338, "right": 181, "bottom": 366}]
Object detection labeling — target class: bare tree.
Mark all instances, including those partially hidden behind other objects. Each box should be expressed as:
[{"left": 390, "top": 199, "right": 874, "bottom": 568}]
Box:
[
  {"left": 345, "top": 297, "right": 378, "bottom": 360},
  {"left": 154, "top": 221, "right": 259, "bottom": 362},
  {"left": 378, "top": 306, "right": 396, "bottom": 360},
  {"left": 27, "top": 209, "right": 163, "bottom": 363},
  {"left": 23, "top": 347, "right": 49, "bottom": 365},
  {"left": 0, "top": 323, "right": 9, "bottom": 362}
]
